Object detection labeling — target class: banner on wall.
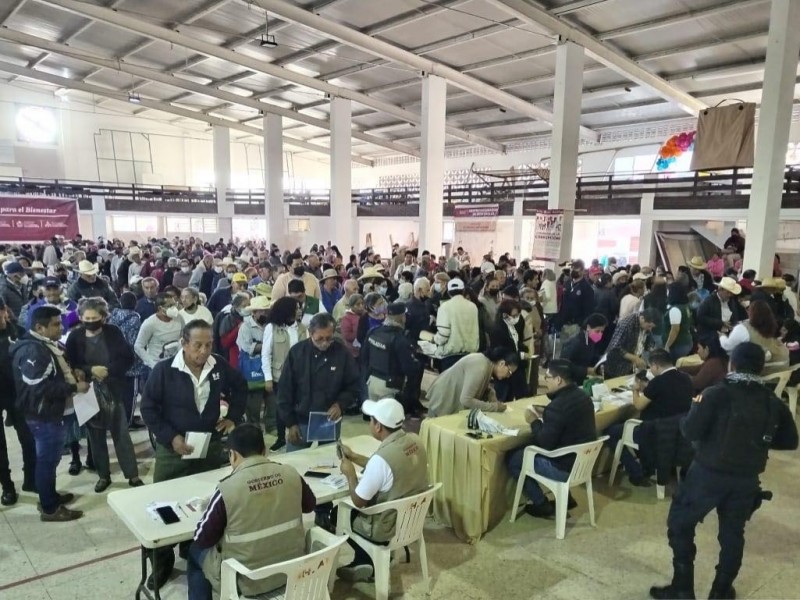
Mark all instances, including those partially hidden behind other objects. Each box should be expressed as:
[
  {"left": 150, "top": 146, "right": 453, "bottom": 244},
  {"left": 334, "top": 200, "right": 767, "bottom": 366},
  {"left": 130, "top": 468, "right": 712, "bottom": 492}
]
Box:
[
  {"left": 455, "top": 220, "right": 496, "bottom": 232},
  {"left": 0, "top": 196, "right": 79, "bottom": 242},
  {"left": 532, "top": 209, "right": 564, "bottom": 262},
  {"left": 453, "top": 204, "right": 499, "bottom": 219}
]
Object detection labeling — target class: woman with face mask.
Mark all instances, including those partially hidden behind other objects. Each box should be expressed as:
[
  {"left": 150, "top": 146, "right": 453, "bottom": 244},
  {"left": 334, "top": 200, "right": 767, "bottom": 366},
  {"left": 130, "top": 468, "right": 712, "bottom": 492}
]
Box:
[
  {"left": 340, "top": 294, "right": 365, "bottom": 359},
  {"left": 65, "top": 297, "right": 143, "bottom": 493},
  {"left": 355, "top": 293, "right": 387, "bottom": 351},
  {"left": 490, "top": 300, "right": 533, "bottom": 401},
  {"left": 559, "top": 313, "right": 608, "bottom": 385},
  {"left": 236, "top": 296, "right": 271, "bottom": 426}
]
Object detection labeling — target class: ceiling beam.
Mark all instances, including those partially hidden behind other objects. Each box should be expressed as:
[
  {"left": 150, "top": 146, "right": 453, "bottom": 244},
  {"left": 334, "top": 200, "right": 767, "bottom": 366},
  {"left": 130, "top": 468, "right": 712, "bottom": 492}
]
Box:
[
  {"left": 596, "top": 0, "right": 768, "bottom": 41},
  {"left": 0, "top": 59, "right": 374, "bottom": 166},
  {"left": 551, "top": 0, "right": 611, "bottom": 15},
  {"left": 486, "top": 0, "right": 707, "bottom": 116},
  {"left": 0, "top": 0, "right": 27, "bottom": 25},
  {"left": 37, "top": 0, "right": 506, "bottom": 153},
  {"left": 0, "top": 28, "right": 420, "bottom": 158},
  {"left": 252, "top": 0, "right": 598, "bottom": 141}
]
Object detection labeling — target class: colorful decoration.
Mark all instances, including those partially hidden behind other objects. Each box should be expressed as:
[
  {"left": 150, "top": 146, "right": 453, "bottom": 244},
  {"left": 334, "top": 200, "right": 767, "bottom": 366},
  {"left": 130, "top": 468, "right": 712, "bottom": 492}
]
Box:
[{"left": 656, "top": 130, "right": 696, "bottom": 171}]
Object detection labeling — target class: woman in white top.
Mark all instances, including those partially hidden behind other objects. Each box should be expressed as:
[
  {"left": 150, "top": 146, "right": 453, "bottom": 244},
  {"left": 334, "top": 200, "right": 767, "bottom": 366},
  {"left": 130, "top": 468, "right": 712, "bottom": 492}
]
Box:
[
  {"left": 178, "top": 287, "right": 214, "bottom": 325},
  {"left": 539, "top": 269, "right": 558, "bottom": 317},
  {"left": 260, "top": 297, "right": 308, "bottom": 451},
  {"left": 618, "top": 280, "right": 645, "bottom": 320},
  {"left": 720, "top": 299, "right": 789, "bottom": 367}
]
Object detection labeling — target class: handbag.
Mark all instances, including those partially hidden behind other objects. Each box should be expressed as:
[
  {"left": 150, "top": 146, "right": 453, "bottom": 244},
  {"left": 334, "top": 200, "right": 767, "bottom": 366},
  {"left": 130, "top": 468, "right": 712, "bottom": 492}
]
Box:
[
  {"left": 87, "top": 380, "right": 118, "bottom": 430},
  {"left": 238, "top": 350, "right": 265, "bottom": 390}
]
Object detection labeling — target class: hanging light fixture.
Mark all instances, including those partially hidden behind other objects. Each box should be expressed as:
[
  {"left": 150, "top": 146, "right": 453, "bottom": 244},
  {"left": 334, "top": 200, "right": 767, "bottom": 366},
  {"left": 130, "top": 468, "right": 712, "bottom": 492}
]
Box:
[{"left": 260, "top": 11, "right": 278, "bottom": 48}]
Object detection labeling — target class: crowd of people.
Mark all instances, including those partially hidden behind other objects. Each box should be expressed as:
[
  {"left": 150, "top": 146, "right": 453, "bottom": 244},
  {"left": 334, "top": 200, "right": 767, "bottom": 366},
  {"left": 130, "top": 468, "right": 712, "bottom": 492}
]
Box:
[{"left": 0, "top": 228, "right": 797, "bottom": 600}]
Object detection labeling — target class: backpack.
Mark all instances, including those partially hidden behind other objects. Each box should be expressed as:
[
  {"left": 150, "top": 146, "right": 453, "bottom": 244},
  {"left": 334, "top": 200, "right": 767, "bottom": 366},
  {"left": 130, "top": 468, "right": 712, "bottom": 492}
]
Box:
[{"left": 718, "top": 381, "right": 779, "bottom": 473}]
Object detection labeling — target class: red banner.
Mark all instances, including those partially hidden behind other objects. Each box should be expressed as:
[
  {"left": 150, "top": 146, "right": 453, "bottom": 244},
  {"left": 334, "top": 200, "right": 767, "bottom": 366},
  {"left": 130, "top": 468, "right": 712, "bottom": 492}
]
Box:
[
  {"left": 452, "top": 203, "right": 499, "bottom": 219},
  {"left": 0, "top": 196, "right": 79, "bottom": 242}
]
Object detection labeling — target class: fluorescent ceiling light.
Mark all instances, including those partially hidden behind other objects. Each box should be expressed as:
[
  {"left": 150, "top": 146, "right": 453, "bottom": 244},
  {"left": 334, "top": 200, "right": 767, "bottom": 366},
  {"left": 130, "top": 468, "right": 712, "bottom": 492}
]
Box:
[
  {"left": 582, "top": 86, "right": 633, "bottom": 101},
  {"left": 693, "top": 65, "right": 764, "bottom": 82}
]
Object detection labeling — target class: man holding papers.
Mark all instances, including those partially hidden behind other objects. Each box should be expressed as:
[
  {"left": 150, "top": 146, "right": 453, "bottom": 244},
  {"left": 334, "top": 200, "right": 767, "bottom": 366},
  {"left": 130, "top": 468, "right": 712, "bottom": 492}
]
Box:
[{"left": 141, "top": 319, "right": 247, "bottom": 590}]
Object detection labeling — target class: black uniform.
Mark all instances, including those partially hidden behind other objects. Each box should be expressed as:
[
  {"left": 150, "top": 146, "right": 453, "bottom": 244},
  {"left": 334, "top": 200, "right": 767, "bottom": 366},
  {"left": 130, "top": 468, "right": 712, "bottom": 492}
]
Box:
[
  {"left": 663, "top": 374, "right": 797, "bottom": 596},
  {"left": 361, "top": 322, "right": 423, "bottom": 414}
]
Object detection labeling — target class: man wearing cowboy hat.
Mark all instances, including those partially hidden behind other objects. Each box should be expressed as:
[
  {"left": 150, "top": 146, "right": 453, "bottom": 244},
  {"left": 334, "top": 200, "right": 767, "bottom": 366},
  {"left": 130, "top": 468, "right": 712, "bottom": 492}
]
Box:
[
  {"left": 696, "top": 276, "right": 743, "bottom": 337},
  {"left": 271, "top": 252, "right": 321, "bottom": 301},
  {"left": 319, "top": 269, "right": 343, "bottom": 314},
  {"left": 358, "top": 267, "right": 386, "bottom": 295},
  {"left": 752, "top": 277, "right": 794, "bottom": 323},
  {"left": 687, "top": 256, "right": 715, "bottom": 295},
  {"left": 67, "top": 260, "right": 119, "bottom": 308}
]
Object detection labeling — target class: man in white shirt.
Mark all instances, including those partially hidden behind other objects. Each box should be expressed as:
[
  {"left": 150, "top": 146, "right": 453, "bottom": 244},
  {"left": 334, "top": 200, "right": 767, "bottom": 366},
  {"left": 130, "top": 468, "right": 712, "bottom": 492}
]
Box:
[{"left": 134, "top": 293, "right": 183, "bottom": 376}]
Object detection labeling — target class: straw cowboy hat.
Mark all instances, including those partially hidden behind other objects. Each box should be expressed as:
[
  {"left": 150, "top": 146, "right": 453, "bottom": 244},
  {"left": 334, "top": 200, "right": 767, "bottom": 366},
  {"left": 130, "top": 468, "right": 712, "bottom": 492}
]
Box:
[
  {"left": 321, "top": 268, "right": 340, "bottom": 281},
  {"left": 716, "top": 276, "right": 742, "bottom": 295},
  {"left": 249, "top": 295, "right": 271, "bottom": 310},
  {"left": 756, "top": 276, "right": 786, "bottom": 291},
  {"left": 77, "top": 260, "right": 99, "bottom": 276},
  {"left": 687, "top": 256, "right": 706, "bottom": 270},
  {"left": 358, "top": 267, "right": 385, "bottom": 282},
  {"left": 253, "top": 282, "right": 272, "bottom": 298}
]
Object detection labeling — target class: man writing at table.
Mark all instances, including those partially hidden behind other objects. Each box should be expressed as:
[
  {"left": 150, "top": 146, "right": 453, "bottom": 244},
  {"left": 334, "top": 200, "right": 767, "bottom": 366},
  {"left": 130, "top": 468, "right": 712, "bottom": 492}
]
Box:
[
  {"left": 505, "top": 360, "right": 596, "bottom": 519},
  {"left": 187, "top": 423, "right": 316, "bottom": 600},
  {"left": 337, "top": 398, "right": 429, "bottom": 583},
  {"left": 141, "top": 319, "right": 247, "bottom": 590}
]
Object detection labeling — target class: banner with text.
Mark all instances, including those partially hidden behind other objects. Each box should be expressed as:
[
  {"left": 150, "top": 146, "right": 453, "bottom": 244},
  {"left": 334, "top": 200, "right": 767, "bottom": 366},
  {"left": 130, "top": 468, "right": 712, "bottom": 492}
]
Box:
[
  {"left": 0, "top": 196, "right": 79, "bottom": 242},
  {"left": 532, "top": 209, "right": 564, "bottom": 262},
  {"left": 454, "top": 203, "right": 499, "bottom": 232}
]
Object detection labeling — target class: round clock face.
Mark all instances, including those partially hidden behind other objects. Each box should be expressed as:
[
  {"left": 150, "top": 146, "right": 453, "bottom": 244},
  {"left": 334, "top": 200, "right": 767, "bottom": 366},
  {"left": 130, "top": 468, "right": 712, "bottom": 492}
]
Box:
[{"left": 16, "top": 106, "right": 58, "bottom": 144}]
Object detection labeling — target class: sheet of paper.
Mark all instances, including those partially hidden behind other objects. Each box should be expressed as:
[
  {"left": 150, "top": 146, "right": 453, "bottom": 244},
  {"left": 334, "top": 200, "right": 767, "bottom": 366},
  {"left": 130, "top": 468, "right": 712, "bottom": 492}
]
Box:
[
  {"left": 73, "top": 385, "right": 100, "bottom": 426},
  {"left": 183, "top": 431, "right": 211, "bottom": 460},
  {"left": 591, "top": 383, "right": 610, "bottom": 400}
]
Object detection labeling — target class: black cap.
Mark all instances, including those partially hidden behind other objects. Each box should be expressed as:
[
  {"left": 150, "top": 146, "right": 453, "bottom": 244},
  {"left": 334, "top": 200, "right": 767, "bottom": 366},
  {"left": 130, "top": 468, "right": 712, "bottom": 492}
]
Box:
[
  {"left": 43, "top": 277, "right": 61, "bottom": 288},
  {"left": 387, "top": 302, "right": 406, "bottom": 316}
]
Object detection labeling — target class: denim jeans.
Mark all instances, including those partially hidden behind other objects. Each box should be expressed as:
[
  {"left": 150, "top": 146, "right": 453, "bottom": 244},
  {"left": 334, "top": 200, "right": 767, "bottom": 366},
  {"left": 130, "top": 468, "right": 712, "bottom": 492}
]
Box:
[
  {"left": 187, "top": 543, "right": 212, "bottom": 600},
  {"left": 26, "top": 418, "right": 67, "bottom": 514},
  {"left": 604, "top": 422, "right": 644, "bottom": 479},
  {"left": 506, "top": 449, "right": 569, "bottom": 506}
]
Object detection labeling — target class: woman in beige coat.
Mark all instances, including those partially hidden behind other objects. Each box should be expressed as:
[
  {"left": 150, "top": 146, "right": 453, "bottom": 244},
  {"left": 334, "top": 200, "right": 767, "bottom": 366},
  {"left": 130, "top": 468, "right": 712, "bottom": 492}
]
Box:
[{"left": 426, "top": 348, "right": 520, "bottom": 417}]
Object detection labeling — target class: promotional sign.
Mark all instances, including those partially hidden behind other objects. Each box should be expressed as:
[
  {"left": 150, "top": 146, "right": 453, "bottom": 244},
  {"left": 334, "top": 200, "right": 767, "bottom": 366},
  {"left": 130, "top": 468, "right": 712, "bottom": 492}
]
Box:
[
  {"left": 455, "top": 220, "right": 497, "bottom": 232},
  {"left": 0, "top": 196, "right": 79, "bottom": 241},
  {"left": 532, "top": 209, "right": 564, "bottom": 262},
  {"left": 452, "top": 203, "right": 499, "bottom": 219}
]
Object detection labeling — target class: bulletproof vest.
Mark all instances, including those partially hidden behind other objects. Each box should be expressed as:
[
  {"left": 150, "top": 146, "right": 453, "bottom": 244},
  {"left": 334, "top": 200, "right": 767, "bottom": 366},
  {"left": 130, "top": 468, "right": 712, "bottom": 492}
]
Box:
[
  {"left": 352, "top": 430, "right": 429, "bottom": 543},
  {"left": 718, "top": 381, "right": 779, "bottom": 475},
  {"left": 366, "top": 325, "right": 400, "bottom": 383},
  {"left": 211, "top": 456, "right": 305, "bottom": 596}
]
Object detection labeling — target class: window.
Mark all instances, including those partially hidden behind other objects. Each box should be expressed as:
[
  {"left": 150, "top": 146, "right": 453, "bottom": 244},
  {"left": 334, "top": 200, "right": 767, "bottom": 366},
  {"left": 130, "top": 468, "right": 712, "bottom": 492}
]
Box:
[
  {"left": 95, "top": 130, "right": 153, "bottom": 184},
  {"left": 191, "top": 218, "right": 218, "bottom": 234},
  {"left": 443, "top": 221, "right": 455, "bottom": 243},
  {"left": 288, "top": 219, "right": 310, "bottom": 232},
  {"left": 16, "top": 106, "right": 58, "bottom": 144},
  {"left": 112, "top": 215, "right": 157, "bottom": 233}
]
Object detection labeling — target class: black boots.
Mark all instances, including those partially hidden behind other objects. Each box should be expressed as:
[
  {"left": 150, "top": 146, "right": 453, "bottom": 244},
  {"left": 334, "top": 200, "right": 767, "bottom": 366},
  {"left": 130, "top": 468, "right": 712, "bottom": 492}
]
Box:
[
  {"left": 1, "top": 483, "right": 17, "bottom": 506},
  {"left": 708, "top": 572, "right": 736, "bottom": 600},
  {"left": 650, "top": 562, "right": 696, "bottom": 600}
]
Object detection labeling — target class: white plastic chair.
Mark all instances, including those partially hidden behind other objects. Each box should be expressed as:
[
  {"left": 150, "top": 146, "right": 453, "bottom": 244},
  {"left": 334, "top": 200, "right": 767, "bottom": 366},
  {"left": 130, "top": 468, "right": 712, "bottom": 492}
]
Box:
[
  {"left": 763, "top": 364, "right": 800, "bottom": 416},
  {"left": 220, "top": 527, "right": 348, "bottom": 600},
  {"left": 336, "top": 483, "right": 441, "bottom": 600},
  {"left": 509, "top": 437, "right": 608, "bottom": 539}
]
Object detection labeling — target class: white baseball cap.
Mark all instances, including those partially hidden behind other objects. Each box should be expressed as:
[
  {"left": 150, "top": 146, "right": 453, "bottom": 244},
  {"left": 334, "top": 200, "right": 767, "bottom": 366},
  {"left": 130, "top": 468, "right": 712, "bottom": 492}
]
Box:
[
  {"left": 362, "top": 398, "right": 405, "bottom": 429},
  {"left": 447, "top": 278, "right": 465, "bottom": 292}
]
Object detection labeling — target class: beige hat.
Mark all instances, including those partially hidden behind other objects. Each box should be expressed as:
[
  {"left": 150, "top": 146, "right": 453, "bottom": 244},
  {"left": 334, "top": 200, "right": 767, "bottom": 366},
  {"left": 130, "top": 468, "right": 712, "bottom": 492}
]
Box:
[
  {"left": 31, "top": 261, "right": 45, "bottom": 270},
  {"left": 632, "top": 272, "right": 651, "bottom": 281},
  {"left": 253, "top": 282, "right": 272, "bottom": 298},
  {"left": 221, "top": 256, "right": 235, "bottom": 266},
  {"left": 77, "top": 260, "right": 99, "bottom": 276},
  {"left": 249, "top": 295, "right": 271, "bottom": 310},
  {"left": 128, "top": 246, "right": 142, "bottom": 257},
  {"left": 612, "top": 270, "right": 628, "bottom": 284},
  {"left": 358, "top": 267, "right": 385, "bottom": 282},
  {"left": 717, "top": 276, "right": 742, "bottom": 295},
  {"left": 756, "top": 276, "right": 786, "bottom": 291},
  {"left": 321, "top": 268, "right": 340, "bottom": 281},
  {"left": 687, "top": 256, "right": 706, "bottom": 270}
]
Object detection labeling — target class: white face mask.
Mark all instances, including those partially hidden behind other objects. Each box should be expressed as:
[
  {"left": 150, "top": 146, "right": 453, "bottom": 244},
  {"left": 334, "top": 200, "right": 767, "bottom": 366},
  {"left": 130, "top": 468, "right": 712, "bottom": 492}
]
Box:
[
  {"left": 506, "top": 315, "right": 520, "bottom": 325},
  {"left": 19, "top": 274, "right": 29, "bottom": 286},
  {"left": 165, "top": 306, "right": 180, "bottom": 319},
  {"left": 433, "top": 282, "right": 442, "bottom": 293},
  {"left": 181, "top": 267, "right": 191, "bottom": 273},
  {"left": 214, "top": 266, "right": 223, "bottom": 273}
]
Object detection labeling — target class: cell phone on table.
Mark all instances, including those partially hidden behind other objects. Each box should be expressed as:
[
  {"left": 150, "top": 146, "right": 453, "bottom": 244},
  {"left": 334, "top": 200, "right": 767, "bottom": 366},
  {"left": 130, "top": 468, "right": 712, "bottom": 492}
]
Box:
[
  {"left": 304, "top": 470, "right": 330, "bottom": 478},
  {"left": 156, "top": 505, "right": 180, "bottom": 525}
]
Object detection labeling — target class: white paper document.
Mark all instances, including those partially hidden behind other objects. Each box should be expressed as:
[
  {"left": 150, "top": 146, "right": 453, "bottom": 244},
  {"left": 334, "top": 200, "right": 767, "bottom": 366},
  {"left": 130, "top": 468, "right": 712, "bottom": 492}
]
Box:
[
  {"left": 73, "top": 385, "right": 100, "bottom": 426},
  {"left": 182, "top": 431, "right": 212, "bottom": 460}
]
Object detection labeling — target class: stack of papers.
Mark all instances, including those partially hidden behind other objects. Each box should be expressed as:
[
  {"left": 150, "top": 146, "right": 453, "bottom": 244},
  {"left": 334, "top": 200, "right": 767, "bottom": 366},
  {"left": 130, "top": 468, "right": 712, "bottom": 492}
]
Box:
[
  {"left": 321, "top": 474, "right": 348, "bottom": 489},
  {"left": 183, "top": 432, "right": 211, "bottom": 460}
]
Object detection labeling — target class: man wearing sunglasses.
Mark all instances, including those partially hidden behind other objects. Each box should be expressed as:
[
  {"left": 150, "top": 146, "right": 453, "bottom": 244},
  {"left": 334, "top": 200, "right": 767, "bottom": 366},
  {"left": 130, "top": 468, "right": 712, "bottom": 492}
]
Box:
[{"left": 505, "top": 359, "right": 597, "bottom": 519}]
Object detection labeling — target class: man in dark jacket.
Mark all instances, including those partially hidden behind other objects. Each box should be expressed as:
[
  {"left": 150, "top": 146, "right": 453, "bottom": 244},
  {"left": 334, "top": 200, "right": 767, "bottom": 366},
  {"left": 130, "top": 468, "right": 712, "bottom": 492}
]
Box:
[
  {"left": 0, "top": 297, "right": 35, "bottom": 506},
  {"left": 68, "top": 260, "right": 119, "bottom": 308},
  {"left": 278, "top": 313, "right": 360, "bottom": 452},
  {"left": 695, "top": 276, "right": 742, "bottom": 336},
  {"left": 0, "top": 262, "right": 29, "bottom": 321},
  {"left": 592, "top": 273, "right": 619, "bottom": 324},
  {"left": 10, "top": 306, "right": 90, "bottom": 521},
  {"left": 556, "top": 260, "right": 594, "bottom": 340},
  {"left": 650, "top": 343, "right": 798, "bottom": 600},
  {"left": 505, "top": 359, "right": 597, "bottom": 519},
  {"left": 140, "top": 318, "right": 247, "bottom": 590}
]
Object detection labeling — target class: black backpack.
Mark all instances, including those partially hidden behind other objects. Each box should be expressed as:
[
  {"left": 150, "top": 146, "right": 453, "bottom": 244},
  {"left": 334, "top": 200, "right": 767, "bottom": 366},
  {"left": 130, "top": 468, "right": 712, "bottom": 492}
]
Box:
[{"left": 718, "top": 381, "right": 779, "bottom": 473}]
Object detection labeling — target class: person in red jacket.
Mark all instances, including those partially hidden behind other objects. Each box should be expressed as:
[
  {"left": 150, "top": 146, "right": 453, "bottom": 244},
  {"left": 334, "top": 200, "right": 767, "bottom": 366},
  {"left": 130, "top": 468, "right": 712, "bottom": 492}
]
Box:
[{"left": 217, "top": 292, "right": 251, "bottom": 368}]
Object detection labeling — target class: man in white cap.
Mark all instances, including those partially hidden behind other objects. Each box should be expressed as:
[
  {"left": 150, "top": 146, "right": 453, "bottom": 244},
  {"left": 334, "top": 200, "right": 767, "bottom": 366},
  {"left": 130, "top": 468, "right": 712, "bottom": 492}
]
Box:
[
  {"left": 337, "top": 398, "right": 429, "bottom": 582},
  {"left": 434, "top": 278, "right": 480, "bottom": 371},
  {"left": 67, "top": 260, "right": 119, "bottom": 308},
  {"left": 696, "top": 276, "right": 743, "bottom": 337}
]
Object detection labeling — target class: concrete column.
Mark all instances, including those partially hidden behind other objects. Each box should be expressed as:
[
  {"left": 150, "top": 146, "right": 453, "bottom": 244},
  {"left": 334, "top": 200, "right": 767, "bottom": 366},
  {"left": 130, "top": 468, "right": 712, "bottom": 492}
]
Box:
[
  {"left": 264, "top": 113, "right": 285, "bottom": 247},
  {"left": 512, "top": 198, "right": 524, "bottom": 258},
  {"left": 743, "top": 0, "right": 800, "bottom": 277},
  {"left": 638, "top": 193, "right": 656, "bottom": 266},
  {"left": 212, "top": 126, "right": 233, "bottom": 242},
  {"left": 547, "top": 40, "right": 584, "bottom": 263},
  {"left": 90, "top": 194, "right": 107, "bottom": 240},
  {"left": 330, "top": 97, "right": 353, "bottom": 254},
  {"left": 419, "top": 75, "right": 446, "bottom": 256}
]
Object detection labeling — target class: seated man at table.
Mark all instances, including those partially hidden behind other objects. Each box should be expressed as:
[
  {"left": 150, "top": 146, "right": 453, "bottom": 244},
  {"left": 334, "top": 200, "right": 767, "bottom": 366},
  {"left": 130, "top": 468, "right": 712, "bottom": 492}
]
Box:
[
  {"left": 505, "top": 360, "right": 596, "bottom": 519},
  {"left": 141, "top": 319, "right": 248, "bottom": 590},
  {"left": 188, "top": 423, "right": 316, "bottom": 600},
  {"left": 604, "top": 348, "right": 693, "bottom": 487},
  {"left": 337, "top": 398, "right": 429, "bottom": 582}
]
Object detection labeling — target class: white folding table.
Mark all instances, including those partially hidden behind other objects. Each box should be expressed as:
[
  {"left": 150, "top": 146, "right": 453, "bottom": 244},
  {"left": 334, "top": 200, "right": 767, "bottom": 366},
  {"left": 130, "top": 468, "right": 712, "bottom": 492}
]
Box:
[{"left": 108, "top": 435, "right": 379, "bottom": 600}]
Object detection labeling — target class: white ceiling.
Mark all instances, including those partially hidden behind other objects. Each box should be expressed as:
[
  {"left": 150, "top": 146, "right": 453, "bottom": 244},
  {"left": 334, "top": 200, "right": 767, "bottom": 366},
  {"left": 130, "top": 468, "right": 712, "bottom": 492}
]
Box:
[{"left": 0, "top": 0, "right": 790, "bottom": 162}]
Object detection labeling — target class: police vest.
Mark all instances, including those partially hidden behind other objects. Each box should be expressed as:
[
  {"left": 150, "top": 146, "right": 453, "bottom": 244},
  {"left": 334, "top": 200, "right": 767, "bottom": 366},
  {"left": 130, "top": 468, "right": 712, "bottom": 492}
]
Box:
[
  {"left": 202, "top": 456, "right": 305, "bottom": 596},
  {"left": 352, "top": 430, "right": 429, "bottom": 543},
  {"left": 366, "top": 325, "right": 402, "bottom": 386}
]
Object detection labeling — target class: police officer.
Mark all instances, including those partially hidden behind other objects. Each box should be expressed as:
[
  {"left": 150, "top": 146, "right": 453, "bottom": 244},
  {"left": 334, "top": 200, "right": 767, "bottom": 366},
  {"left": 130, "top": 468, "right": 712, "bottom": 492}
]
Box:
[
  {"left": 361, "top": 302, "right": 424, "bottom": 416},
  {"left": 650, "top": 342, "right": 798, "bottom": 600}
]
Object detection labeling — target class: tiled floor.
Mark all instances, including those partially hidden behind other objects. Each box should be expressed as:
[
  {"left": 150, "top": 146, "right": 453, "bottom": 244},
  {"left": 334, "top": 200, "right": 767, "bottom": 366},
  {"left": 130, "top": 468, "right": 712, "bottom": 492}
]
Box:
[{"left": 1, "top": 411, "right": 798, "bottom": 600}]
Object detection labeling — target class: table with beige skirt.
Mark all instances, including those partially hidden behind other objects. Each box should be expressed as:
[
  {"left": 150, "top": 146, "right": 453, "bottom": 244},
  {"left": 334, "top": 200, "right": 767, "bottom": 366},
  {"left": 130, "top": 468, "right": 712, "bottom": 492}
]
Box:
[{"left": 419, "top": 376, "right": 634, "bottom": 544}]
